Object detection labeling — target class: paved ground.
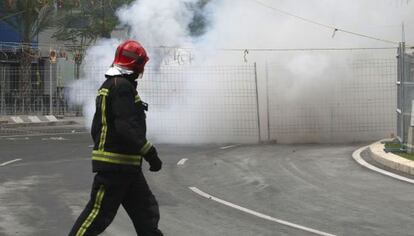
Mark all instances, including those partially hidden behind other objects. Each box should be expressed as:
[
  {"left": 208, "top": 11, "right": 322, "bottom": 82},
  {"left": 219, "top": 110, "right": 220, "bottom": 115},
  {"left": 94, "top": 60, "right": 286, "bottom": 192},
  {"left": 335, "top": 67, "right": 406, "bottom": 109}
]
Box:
[{"left": 0, "top": 133, "right": 414, "bottom": 236}]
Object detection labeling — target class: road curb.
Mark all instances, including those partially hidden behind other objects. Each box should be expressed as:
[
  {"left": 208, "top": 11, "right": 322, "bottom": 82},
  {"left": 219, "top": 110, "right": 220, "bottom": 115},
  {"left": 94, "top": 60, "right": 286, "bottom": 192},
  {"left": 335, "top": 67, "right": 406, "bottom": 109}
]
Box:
[
  {"left": 0, "top": 120, "right": 77, "bottom": 128},
  {"left": 369, "top": 141, "right": 414, "bottom": 176},
  {"left": 0, "top": 115, "right": 84, "bottom": 129}
]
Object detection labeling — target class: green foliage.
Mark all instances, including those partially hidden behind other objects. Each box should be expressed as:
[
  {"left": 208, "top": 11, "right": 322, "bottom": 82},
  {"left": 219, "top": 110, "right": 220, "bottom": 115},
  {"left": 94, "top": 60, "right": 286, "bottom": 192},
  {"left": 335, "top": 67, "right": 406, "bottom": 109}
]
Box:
[
  {"left": 384, "top": 141, "right": 403, "bottom": 149},
  {"left": 187, "top": 0, "right": 210, "bottom": 37},
  {"left": 52, "top": 0, "right": 132, "bottom": 67},
  {"left": 0, "top": 0, "right": 54, "bottom": 43},
  {"left": 398, "top": 152, "right": 414, "bottom": 161},
  {"left": 0, "top": 1, "right": 56, "bottom": 110},
  {"left": 53, "top": 0, "right": 132, "bottom": 45},
  {"left": 383, "top": 140, "right": 414, "bottom": 161}
]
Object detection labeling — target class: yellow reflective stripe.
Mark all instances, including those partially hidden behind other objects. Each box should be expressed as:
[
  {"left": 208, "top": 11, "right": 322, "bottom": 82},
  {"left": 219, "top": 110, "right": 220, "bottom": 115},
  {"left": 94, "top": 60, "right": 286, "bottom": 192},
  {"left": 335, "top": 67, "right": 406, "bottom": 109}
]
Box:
[
  {"left": 135, "top": 95, "right": 141, "bottom": 103},
  {"left": 98, "top": 96, "right": 107, "bottom": 151},
  {"left": 76, "top": 185, "right": 105, "bottom": 236},
  {"left": 92, "top": 150, "right": 142, "bottom": 166},
  {"left": 92, "top": 156, "right": 141, "bottom": 166},
  {"left": 92, "top": 150, "right": 141, "bottom": 159},
  {"left": 97, "top": 88, "right": 109, "bottom": 96},
  {"left": 139, "top": 141, "right": 152, "bottom": 155},
  {"left": 98, "top": 91, "right": 108, "bottom": 96}
]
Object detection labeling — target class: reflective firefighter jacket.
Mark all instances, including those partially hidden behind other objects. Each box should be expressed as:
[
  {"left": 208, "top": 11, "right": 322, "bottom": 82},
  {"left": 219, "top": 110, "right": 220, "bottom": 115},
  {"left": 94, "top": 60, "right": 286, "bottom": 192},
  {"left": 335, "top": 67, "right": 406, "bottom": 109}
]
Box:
[{"left": 91, "top": 76, "right": 152, "bottom": 172}]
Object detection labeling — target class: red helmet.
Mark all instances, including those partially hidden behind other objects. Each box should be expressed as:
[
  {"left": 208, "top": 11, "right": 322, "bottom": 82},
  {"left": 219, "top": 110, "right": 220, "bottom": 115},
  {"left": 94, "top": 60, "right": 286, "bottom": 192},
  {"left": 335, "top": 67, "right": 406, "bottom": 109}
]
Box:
[{"left": 112, "top": 40, "right": 149, "bottom": 75}]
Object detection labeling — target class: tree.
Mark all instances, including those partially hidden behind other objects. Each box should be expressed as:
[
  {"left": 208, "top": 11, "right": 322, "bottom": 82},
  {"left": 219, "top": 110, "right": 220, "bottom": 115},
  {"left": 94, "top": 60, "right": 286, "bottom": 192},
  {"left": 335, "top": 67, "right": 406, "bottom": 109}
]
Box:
[
  {"left": 53, "top": 0, "right": 133, "bottom": 79},
  {"left": 0, "top": 0, "right": 54, "bottom": 112}
]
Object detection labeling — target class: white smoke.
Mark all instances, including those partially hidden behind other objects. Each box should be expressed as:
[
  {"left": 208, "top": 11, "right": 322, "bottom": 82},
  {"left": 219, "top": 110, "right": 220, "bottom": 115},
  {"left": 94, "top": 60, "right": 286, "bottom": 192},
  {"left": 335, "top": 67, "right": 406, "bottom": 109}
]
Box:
[
  {"left": 203, "top": 0, "right": 413, "bottom": 50},
  {"left": 117, "top": 0, "right": 195, "bottom": 46},
  {"left": 68, "top": 39, "right": 121, "bottom": 127},
  {"left": 117, "top": 0, "right": 198, "bottom": 67},
  {"left": 70, "top": 0, "right": 414, "bottom": 143}
]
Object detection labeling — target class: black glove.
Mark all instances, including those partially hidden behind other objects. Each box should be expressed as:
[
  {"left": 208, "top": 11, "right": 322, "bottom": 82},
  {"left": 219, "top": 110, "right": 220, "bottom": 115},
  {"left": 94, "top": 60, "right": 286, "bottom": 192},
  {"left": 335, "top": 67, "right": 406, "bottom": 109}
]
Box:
[{"left": 143, "top": 146, "right": 162, "bottom": 172}]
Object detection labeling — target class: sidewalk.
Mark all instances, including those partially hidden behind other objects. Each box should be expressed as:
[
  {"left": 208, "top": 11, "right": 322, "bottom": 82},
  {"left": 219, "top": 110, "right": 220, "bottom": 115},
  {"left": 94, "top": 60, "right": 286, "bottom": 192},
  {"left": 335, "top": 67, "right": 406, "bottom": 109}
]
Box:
[
  {"left": 368, "top": 140, "right": 414, "bottom": 176},
  {"left": 0, "top": 115, "right": 85, "bottom": 128},
  {"left": 0, "top": 115, "right": 87, "bottom": 137}
]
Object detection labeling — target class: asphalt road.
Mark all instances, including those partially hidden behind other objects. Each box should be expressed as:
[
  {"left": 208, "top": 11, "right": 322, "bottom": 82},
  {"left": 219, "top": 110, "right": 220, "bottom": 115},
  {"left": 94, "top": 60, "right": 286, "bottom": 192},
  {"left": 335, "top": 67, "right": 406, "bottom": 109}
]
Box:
[{"left": 0, "top": 133, "right": 413, "bottom": 236}]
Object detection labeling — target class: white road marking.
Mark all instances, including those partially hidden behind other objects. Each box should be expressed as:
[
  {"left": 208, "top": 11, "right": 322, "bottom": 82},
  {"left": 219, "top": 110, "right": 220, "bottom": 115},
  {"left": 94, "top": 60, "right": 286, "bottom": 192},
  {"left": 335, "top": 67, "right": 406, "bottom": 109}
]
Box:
[
  {"left": 88, "top": 145, "right": 94, "bottom": 148},
  {"left": 28, "top": 116, "right": 41, "bottom": 123},
  {"left": 220, "top": 144, "right": 240, "bottom": 150},
  {"left": 41, "top": 137, "right": 67, "bottom": 141},
  {"left": 10, "top": 157, "right": 89, "bottom": 168},
  {"left": 177, "top": 158, "right": 188, "bottom": 166},
  {"left": 189, "top": 187, "right": 336, "bottom": 236},
  {"left": 45, "top": 115, "right": 58, "bottom": 122},
  {"left": 0, "top": 132, "right": 88, "bottom": 138},
  {"left": 10, "top": 116, "right": 24, "bottom": 123},
  {"left": 0, "top": 158, "right": 22, "bottom": 167},
  {"left": 6, "top": 137, "right": 30, "bottom": 141},
  {"left": 352, "top": 146, "right": 414, "bottom": 184}
]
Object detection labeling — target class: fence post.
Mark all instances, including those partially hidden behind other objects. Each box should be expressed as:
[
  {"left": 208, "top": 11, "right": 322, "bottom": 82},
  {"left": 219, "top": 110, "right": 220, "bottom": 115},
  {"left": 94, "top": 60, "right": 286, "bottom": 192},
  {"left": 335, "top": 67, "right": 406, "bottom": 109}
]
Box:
[
  {"left": 397, "top": 42, "right": 406, "bottom": 144},
  {"left": 254, "top": 62, "right": 262, "bottom": 143},
  {"left": 265, "top": 61, "right": 270, "bottom": 141},
  {"left": 49, "top": 62, "right": 53, "bottom": 115},
  {"left": 0, "top": 65, "right": 5, "bottom": 115},
  {"left": 408, "top": 100, "right": 414, "bottom": 153},
  {"left": 401, "top": 42, "right": 408, "bottom": 144}
]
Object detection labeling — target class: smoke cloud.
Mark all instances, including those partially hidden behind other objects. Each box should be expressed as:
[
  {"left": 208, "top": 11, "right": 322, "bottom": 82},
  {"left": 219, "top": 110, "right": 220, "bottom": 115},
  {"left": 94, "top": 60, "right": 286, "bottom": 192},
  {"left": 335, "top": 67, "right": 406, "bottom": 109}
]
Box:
[{"left": 70, "top": 0, "right": 414, "bottom": 143}]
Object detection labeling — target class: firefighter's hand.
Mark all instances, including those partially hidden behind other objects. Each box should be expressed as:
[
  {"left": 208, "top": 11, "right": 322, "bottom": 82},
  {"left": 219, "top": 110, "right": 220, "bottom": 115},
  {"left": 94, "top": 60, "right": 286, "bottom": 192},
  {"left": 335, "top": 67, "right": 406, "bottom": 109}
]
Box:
[{"left": 144, "top": 147, "right": 162, "bottom": 172}]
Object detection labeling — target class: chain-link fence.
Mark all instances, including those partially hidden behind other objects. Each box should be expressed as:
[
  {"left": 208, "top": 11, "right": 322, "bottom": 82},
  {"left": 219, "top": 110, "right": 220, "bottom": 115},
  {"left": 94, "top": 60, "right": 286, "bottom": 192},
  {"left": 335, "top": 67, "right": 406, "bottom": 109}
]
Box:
[{"left": 397, "top": 43, "right": 414, "bottom": 146}]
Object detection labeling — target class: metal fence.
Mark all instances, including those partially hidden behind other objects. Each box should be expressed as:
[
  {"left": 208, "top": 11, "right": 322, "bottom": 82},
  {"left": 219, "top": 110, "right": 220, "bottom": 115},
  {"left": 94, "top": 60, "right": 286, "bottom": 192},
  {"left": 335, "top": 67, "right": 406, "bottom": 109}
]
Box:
[
  {"left": 0, "top": 48, "right": 405, "bottom": 144},
  {"left": 62, "top": 64, "right": 260, "bottom": 143},
  {"left": 397, "top": 43, "right": 414, "bottom": 146},
  {"left": 142, "top": 65, "right": 260, "bottom": 143},
  {"left": 0, "top": 58, "right": 78, "bottom": 116},
  {"left": 266, "top": 49, "right": 397, "bottom": 143}
]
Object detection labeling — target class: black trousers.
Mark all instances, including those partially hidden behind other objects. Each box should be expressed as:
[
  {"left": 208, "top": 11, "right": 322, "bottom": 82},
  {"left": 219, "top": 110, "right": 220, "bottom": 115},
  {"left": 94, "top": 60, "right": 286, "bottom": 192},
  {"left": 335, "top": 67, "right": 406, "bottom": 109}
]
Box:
[{"left": 69, "top": 171, "right": 163, "bottom": 236}]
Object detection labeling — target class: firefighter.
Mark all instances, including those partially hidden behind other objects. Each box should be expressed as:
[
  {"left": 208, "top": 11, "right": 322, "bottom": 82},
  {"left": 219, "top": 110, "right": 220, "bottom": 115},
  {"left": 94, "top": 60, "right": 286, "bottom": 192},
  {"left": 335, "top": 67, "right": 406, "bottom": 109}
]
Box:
[{"left": 69, "top": 40, "right": 163, "bottom": 236}]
